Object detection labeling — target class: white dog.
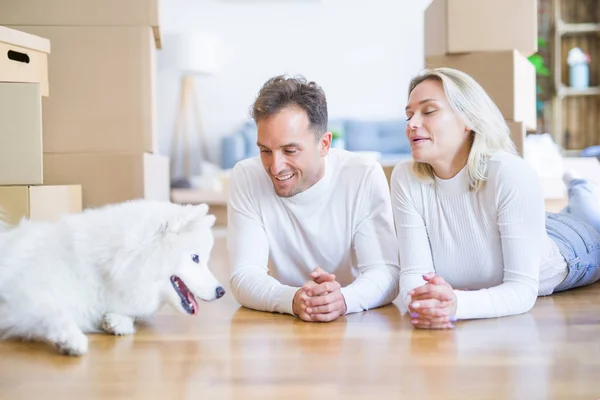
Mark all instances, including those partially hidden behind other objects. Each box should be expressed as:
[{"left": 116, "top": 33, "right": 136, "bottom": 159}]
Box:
[{"left": 0, "top": 200, "right": 225, "bottom": 356}]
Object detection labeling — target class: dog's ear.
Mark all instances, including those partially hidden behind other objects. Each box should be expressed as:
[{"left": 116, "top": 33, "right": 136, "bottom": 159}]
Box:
[
  {"left": 164, "top": 203, "right": 211, "bottom": 235},
  {"left": 194, "top": 203, "right": 210, "bottom": 217},
  {"left": 203, "top": 214, "right": 216, "bottom": 228}
]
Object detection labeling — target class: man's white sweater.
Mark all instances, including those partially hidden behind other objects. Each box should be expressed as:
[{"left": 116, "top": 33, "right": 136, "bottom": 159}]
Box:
[{"left": 227, "top": 148, "right": 401, "bottom": 315}]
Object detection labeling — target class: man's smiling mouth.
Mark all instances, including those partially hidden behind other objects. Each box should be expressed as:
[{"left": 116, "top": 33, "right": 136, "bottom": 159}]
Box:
[{"left": 275, "top": 173, "right": 294, "bottom": 181}]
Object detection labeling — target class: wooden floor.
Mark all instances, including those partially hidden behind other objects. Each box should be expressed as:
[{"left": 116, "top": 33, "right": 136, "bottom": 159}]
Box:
[{"left": 1, "top": 232, "right": 599, "bottom": 399}]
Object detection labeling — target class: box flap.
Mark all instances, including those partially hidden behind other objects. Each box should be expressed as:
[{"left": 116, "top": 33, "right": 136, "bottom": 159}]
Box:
[{"left": 0, "top": 25, "right": 50, "bottom": 53}]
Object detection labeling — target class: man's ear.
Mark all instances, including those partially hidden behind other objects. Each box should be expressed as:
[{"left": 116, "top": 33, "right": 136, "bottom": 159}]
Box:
[{"left": 320, "top": 131, "right": 332, "bottom": 156}]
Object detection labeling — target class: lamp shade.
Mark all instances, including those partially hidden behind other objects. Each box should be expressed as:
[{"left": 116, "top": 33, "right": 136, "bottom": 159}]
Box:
[{"left": 175, "top": 33, "right": 220, "bottom": 75}]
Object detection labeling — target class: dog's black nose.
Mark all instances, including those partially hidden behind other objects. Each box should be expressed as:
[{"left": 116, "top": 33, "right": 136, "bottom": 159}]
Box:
[{"left": 216, "top": 286, "right": 225, "bottom": 299}]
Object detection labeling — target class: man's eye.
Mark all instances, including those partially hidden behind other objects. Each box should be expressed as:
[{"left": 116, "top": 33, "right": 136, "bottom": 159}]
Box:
[
  {"left": 284, "top": 149, "right": 297, "bottom": 155},
  {"left": 191, "top": 254, "right": 200, "bottom": 263}
]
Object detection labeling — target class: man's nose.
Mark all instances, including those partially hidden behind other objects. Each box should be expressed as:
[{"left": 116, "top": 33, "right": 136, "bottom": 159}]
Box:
[{"left": 271, "top": 153, "right": 286, "bottom": 174}]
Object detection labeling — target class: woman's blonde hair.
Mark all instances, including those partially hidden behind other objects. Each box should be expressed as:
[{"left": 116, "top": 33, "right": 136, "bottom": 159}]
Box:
[{"left": 408, "top": 67, "right": 518, "bottom": 191}]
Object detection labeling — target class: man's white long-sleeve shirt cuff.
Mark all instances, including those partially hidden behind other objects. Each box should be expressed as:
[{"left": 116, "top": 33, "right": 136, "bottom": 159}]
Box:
[
  {"left": 340, "top": 286, "right": 361, "bottom": 315},
  {"left": 277, "top": 285, "right": 300, "bottom": 316}
]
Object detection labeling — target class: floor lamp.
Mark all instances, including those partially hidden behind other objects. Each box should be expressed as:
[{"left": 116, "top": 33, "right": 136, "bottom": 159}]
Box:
[{"left": 169, "top": 34, "right": 219, "bottom": 188}]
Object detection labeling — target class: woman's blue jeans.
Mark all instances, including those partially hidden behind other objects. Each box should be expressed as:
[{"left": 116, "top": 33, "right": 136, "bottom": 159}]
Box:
[{"left": 545, "top": 179, "right": 600, "bottom": 292}]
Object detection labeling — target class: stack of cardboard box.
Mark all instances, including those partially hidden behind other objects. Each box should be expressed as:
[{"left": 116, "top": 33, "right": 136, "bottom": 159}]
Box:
[
  {"left": 0, "top": 0, "right": 169, "bottom": 210},
  {"left": 422, "top": 0, "right": 600, "bottom": 211},
  {"left": 423, "top": 0, "right": 538, "bottom": 156},
  {"left": 0, "top": 26, "right": 82, "bottom": 226}
]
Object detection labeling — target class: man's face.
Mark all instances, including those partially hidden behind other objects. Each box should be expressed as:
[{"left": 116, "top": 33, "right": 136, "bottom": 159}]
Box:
[{"left": 257, "top": 106, "right": 331, "bottom": 198}]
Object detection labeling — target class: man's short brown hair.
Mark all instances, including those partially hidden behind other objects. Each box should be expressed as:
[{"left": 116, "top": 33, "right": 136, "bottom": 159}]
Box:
[{"left": 250, "top": 75, "right": 328, "bottom": 139}]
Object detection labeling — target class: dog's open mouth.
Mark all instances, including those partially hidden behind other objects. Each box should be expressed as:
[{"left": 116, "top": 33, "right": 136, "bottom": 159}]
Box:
[{"left": 170, "top": 275, "right": 198, "bottom": 315}]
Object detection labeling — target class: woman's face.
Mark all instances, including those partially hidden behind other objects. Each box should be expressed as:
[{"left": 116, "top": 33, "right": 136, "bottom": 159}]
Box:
[{"left": 404, "top": 79, "right": 472, "bottom": 169}]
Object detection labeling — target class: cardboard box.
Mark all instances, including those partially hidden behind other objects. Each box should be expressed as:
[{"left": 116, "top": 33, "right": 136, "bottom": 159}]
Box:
[
  {"left": 425, "top": 50, "right": 537, "bottom": 130},
  {"left": 43, "top": 152, "right": 169, "bottom": 209},
  {"left": 10, "top": 26, "right": 158, "bottom": 154},
  {"left": 425, "top": 0, "right": 537, "bottom": 58},
  {"left": 0, "top": 185, "right": 82, "bottom": 226},
  {"left": 506, "top": 120, "right": 527, "bottom": 157},
  {"left": 0, "top": 26, "right": 50, "bottom": 96},
  {"left": 0, "top": 0, "right": 161, "bottom": 48},
  {"left": 0, "top": 82, "right": 43, "bottom": 185}
]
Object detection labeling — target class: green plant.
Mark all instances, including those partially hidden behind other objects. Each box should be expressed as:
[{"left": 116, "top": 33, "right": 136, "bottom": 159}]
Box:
[
  {"left": 528, "top": 38, "right": 550, "bottom": 77},
  {"left": 528, "top": 37, "right": 551, "bottom": 117}
]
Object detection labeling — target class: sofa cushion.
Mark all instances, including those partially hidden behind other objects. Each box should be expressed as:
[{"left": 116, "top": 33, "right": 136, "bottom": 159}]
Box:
[
  {"left": 344, "top": 119, "right": 410, "bottom": 154},
  {"left": 220, "top": 133, "right": 246, "bottom": 169}
]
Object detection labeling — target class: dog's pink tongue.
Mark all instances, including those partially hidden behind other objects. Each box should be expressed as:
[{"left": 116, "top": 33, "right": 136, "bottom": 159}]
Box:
[{"left": 187, "top": 293, "right": 199, "bottom": 315}]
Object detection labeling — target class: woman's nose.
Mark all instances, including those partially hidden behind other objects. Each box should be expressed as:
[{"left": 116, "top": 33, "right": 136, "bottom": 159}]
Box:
[{"left": 407, "top": 114, "right": 422, "bottom": 129}]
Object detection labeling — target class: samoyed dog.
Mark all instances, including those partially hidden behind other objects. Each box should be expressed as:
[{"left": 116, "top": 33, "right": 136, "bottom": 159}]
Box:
[{"left": 0, "top": 200, "right": 225, "bottom": 356}]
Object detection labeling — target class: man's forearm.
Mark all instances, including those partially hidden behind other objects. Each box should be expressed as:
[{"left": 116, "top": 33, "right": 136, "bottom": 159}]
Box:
[
  {"left": 339, "top": 264, "right": 400, "bottom": 314},
  {"left": 230, "top": 266, "right": 300, "bottom": 315}
]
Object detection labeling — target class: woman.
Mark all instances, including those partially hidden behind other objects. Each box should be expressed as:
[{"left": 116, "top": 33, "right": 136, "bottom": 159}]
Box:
[{"left": 391, "top": 67, "right": 600, "bottom": 329}]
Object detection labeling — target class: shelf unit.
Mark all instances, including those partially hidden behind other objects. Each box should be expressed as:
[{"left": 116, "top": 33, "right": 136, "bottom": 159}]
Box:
[{"left": 551, "top": 0, "right": 600, "bottom": 150}]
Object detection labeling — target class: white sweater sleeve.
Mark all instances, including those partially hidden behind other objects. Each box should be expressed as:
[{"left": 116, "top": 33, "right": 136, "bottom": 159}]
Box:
[
  {"left": 340, "top": 164, "right": 401, "bottom": 314},
  {"left": 390, "top": 164, "right": 436, "bottom": 314},
  {"left": 227, "top": 165, "right": 299, "bottom": 315},
  {"left": 452, "top": 161, "right": 546, "bottom": 320}
]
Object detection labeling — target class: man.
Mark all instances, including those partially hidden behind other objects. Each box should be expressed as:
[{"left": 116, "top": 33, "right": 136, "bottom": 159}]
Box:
[{"left": 227, "top": 75, "right": 400, "bottom": 322}]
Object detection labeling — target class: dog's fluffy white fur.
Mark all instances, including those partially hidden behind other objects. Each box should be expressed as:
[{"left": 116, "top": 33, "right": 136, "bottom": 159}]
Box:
[{"left": 0, "top": 200, "right": 224, "bottom": 356}]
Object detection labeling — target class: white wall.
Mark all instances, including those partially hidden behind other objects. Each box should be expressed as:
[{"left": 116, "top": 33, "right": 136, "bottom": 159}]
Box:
[{"left": 157, "top": 0, "right": 430, "bottom": 175}]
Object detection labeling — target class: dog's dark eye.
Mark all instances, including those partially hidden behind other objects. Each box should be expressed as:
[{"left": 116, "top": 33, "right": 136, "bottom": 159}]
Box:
[{"left": 191, "top": 254, "right": 200, "bottom": 263}]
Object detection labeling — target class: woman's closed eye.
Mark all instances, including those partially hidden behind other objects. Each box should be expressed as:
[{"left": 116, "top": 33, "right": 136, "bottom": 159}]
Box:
[{"left": 405, "top": 110, "right": 435, "bottom": 121}]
